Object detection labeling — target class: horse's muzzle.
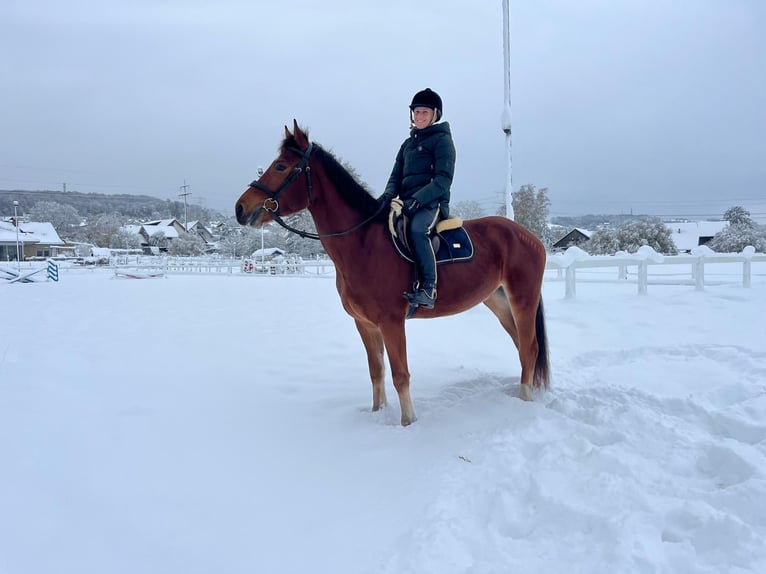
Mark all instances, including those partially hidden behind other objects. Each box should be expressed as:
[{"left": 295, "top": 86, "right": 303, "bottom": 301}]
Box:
[{"left": 235, "top": 202, "right": 264, "bottom": 227}]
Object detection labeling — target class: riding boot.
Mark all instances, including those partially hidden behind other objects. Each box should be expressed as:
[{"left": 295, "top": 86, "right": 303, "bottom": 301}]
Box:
[{"left": 406, "top": 281, "right": 436, "bottom": 308}]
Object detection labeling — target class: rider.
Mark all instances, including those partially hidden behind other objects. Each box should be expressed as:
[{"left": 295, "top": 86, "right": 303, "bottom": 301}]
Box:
[{"left": 378, "top": 88, "right": 456, "bottom": 309}]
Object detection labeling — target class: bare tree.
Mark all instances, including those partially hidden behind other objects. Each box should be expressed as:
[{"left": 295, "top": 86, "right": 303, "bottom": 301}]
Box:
[{"left": 29, "top": 201, "right": 81, "bottom": 236}]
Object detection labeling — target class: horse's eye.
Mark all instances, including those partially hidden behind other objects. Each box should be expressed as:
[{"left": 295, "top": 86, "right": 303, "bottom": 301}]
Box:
[{"left": 276, "top": 164, "right": 287, "bottom": 172}]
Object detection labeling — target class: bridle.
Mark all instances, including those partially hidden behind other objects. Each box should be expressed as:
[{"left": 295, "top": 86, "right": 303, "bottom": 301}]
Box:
[{"left": 247, "top": 141, "right": 383, "bottom": 240}]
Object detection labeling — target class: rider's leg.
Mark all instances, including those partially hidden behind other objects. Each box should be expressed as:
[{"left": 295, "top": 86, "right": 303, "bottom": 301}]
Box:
[{"left": 406, "top": 206, "right": 439, "bottom": 306}]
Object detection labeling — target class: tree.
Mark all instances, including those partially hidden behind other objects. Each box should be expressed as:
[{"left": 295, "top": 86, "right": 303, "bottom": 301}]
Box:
[
  {"left": 282, "top": 211, "right": 323, "bottom": 258},
  {"left": 450, "top": 200, "right": 485, "bottom": 220},
  {"left": 219, "top": 223, "right": 265, "bottom": 258},
  {"left": 109, "top": 229, "right": 143, "bottom": 250},
  {"left": 511, "top": 184, "right": 553, "bottom": 246},
  {"left": 722, "top": 206, "right": 754, "bottom": 228},
  {"left": 708, "top": 206, "right": 766, "bottom": 252},
  {"left": 585, "top": 219, "right": 678, "bottom": 255},
  {"left": 81, "top": 213, "right": 125, "bottom": 247},
  {"left": 167, "top": 233, "right": 207, "bottom": 256},
  {"left": 147, "top": 230, "right": 168, "bottom": 250},
  {"left": 29, "top": 201, "right": 81, "bottom": 236}
]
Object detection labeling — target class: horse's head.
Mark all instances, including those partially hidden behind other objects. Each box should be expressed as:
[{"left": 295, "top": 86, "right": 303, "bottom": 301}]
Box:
[{"left": 235, "top": 120, "right": 313, "bottom": 227}]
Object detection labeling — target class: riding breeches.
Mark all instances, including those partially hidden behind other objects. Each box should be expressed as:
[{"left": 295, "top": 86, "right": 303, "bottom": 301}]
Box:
[{"left": 407, "top": 205, "right": 439, "bottom": 288}]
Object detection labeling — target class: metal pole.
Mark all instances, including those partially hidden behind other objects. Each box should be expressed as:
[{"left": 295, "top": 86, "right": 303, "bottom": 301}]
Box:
[
  {"left": 179, "top": 180, "right": 191, "bottom": 230},
  {"left": 502, "top": 0, "right": 514, "bottom": 220},
  {"left": 13, "top": 201, "right": 21, "bottom": 272},
  {"left": 257, "top": 167, "right": 265, "bottom": 268}
]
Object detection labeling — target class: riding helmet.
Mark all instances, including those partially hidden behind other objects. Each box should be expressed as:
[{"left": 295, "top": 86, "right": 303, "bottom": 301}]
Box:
[{"left": 409, "top": 88, "right": 442, "bottom": 121}]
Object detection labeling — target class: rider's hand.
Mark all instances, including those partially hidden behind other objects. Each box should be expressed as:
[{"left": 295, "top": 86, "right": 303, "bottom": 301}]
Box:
[{"left": 402, "top": 198, "right": 419, "bottom": 216}]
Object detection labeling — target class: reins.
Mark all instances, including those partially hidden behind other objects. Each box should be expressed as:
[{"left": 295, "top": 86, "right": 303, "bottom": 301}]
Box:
[{"left": 249, "top": 142, "right": 384, "bottom": 240}]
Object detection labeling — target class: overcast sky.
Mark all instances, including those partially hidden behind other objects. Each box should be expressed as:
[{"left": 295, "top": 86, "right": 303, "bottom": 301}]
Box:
[{"left": 2, "top": 0, "right": 764, "bottom": 221}]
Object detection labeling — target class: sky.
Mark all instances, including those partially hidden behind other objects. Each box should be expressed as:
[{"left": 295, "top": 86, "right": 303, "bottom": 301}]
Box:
[
  {"left": 1, "top": 262, "right": 765, "bottom": 573},
  {"left": 1, "top": 0, "right": 765, "bottom": 221}
]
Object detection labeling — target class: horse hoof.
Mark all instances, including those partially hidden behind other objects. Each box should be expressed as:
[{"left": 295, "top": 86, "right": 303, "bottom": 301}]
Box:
[
  {"left": 519, "top": 384, "right": 533, "bottom": 401},
  {"left": 401, "top": 414, "right": 417, "bottom": 426}
]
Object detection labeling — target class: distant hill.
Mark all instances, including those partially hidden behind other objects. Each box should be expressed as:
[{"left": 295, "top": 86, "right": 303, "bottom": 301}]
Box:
[{"left": 1, "top": 189, "right": 224, "bottom": 222}]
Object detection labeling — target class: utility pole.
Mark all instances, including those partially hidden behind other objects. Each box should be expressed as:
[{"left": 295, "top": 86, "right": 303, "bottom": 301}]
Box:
[
  {"left": 179, "top": 180, "right": 191, "bottom": 230},
  {"left": 13, "top": 200, "right": 21, "bottom": 272},
  {"left": 502, "top": 0, "right": 514, "bottom": 220}
]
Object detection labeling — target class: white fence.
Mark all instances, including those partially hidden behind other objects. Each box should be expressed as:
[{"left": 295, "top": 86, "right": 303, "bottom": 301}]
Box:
[
  {"left": 546, "top": 245, "right": 766, "bottom": 298},
  {"left": 110, "top": 256, "right": 336, "bottom": 278},
  {"left": 7, "top": 248, "right": 766, "bottom": 298}
]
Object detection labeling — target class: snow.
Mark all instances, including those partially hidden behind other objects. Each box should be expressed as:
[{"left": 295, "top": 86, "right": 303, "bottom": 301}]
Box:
[{"left": 2, "top": 268, "right": 765, "bottom": 574}]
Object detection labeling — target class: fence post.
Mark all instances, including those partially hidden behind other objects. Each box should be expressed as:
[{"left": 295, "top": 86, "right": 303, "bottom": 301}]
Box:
[
  {"left": 694, "top": 258, "right": 705, "bottom": 291},
  {"left": 637, "top": 261, "right": 648, "bottom": 295},
  {"left": 618, "top": 264, "right": 627, "bottom": 281},
  {"left": 743, "top": 259, "right": 751, "bottom": 288},
  {"left": 565, "top": 265, "right": 576, "bottom": 299}
]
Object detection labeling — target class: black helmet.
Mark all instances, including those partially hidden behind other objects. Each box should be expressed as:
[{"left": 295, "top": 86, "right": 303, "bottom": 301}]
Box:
[{"left": 409, "top": 88, "right": 442, "bottom": 121}]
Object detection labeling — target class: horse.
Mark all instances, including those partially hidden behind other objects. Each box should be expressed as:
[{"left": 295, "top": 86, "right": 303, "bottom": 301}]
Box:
[{"left": 235, "top": 121, "right": 550, "bottom": 426}]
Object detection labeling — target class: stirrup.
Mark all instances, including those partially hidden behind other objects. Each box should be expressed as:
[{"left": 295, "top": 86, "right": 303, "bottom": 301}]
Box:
[{"left": 404, "top": 286, "right": 436, "bottom": 309}]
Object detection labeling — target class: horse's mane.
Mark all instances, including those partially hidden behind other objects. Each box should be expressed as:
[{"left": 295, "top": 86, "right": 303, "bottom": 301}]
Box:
[{"left": 281, "top": 134, "right": 384, "bottom": 220}]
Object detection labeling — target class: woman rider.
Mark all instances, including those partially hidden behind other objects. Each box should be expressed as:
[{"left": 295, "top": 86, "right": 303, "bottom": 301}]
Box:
[{"left": 378, "top": 88, "right": 456, "bottom": 309}]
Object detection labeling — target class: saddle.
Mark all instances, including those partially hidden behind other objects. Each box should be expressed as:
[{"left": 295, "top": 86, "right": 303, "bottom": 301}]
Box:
[{"left": 387, "top": 198, "right": 474, "bottom": 265}]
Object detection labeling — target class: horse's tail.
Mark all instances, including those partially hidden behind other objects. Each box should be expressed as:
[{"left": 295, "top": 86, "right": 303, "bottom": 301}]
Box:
[{"left": 533, "top": 298, "right": 550, "bottom": 389}]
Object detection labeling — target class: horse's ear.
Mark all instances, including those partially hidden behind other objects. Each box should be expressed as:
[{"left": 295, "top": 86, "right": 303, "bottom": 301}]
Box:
[
  {"left": 293, "top": 119, "right": 309, "bottom": 150},
  {"left": 284, "top": 124, "right": 292, "bottom": 139}
]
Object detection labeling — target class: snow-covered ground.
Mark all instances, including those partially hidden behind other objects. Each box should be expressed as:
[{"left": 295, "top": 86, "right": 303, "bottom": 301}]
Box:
[{"left": 2, "top": 268, "right": 765, "bottom": 574}]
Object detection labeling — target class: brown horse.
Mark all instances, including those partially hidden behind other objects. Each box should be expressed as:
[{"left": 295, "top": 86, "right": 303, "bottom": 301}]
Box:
[{"left": 235, "top": 121, "right": 549, "bottom": 425}]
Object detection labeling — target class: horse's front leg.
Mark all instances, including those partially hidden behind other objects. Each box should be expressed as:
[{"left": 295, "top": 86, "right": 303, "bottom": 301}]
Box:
[
  {"left": 379, "top": 320, "right": 416, "bottom": 426},
  {"left": 353, "top": 319, "right": 387, "bottom": 411}
]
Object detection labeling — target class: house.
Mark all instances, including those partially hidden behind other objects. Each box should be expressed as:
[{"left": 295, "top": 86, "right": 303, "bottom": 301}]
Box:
[
  {"left": 142, "top": 218, "right": 186, "bottom": 240},
  {"left": 667, "top": 221, "right": 728, "bottom": 253},
  {"left": 186, "top": 220, "right": 218, "bottom": 253},
  {"left": 251, "top": 247, "right": 286, "bottom": 260},
  {"left": 552, "top": 228, "right": 592, "bottom": 251},
  {"left": 0, "top": 219, "right": 65, "bottom": 261},
  {"left": 186, "top": 220, "right": 214, "bottom": 243},
  {"left": 120, "top": 219, "right": 187, "bottom": 254}
]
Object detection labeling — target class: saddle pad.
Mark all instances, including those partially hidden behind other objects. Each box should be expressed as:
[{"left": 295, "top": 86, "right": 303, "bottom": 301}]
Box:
[{"left": 387, "top": 201, "right": 474, "bottom": 265}]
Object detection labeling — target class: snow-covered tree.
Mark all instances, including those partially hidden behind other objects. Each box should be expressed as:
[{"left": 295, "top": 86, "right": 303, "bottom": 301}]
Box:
[
  {"left": 147, "top": 231, "right": 168, "bottom": 250},
  {"left": 81, "top": 213, "right": 125, "bottom": 247},
  {"left": 219, "top": 224, "right": 265, "bottom": 258},
  {"left": 167, "top": 232, "right": 207, "bottom": 256},
  {"left": 722, "top": 206, "right": 754, "bottom": 228},
  {"left": 109, "top": 229, "right": 143, "bottom": 250},
  {"left": 708, "top": 206, "right": 766, "bottom": 252},
  {"left": 585, "top": 219, "right": 677, "bottom": 255},
  {"left": 510, "top": 184, "right": 553, "bottom": 246},
  {"left": 586, "top": 227, "right": 621, "bottom": 255},
  {"left": 450, "top": 200, "right": 485, "bottom": 220},
  {"left": 273, "top": 211, "right": 324, "bottom": 258},
  {"left": 29, "top": 201, "right": 81, "bottom": 235}
]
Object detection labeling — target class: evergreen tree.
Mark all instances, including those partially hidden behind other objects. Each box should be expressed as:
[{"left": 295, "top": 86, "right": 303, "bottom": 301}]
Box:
[
  {"left": 708, "top": 206, "right": 766, "bottom": 252},
  {"left": 722, "top": 206, "right": 754, "bottom": 228}
]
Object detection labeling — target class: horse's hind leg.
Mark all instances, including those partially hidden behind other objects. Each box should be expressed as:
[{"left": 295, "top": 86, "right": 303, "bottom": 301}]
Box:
[
  {"left": 483, "top": 287, "right": 520, "bottom": 349},
  {"left": 354, "top": 319, "right": 387, "bottom": 411},
  {"left": 485, "top": 286, "right": 536, "bottom": 401}
]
